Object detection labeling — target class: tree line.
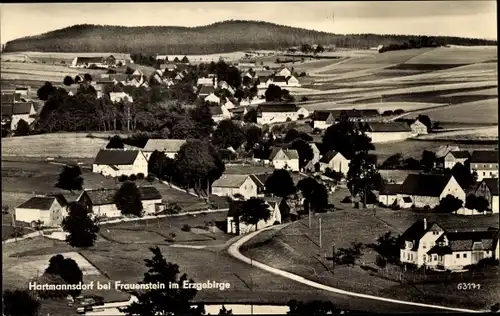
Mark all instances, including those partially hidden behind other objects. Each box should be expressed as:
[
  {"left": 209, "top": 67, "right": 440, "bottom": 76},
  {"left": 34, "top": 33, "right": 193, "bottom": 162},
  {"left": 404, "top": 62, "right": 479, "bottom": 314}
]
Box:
[{"left": 5, "top": 21, "right": 496, "bottom": 54}]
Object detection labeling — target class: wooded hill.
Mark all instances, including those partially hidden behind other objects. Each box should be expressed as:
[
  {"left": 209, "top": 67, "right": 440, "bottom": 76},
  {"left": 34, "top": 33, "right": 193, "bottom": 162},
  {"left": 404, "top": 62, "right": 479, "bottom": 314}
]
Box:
[{"left": 4, "top": 20, "right": 496, "bottom": 55}]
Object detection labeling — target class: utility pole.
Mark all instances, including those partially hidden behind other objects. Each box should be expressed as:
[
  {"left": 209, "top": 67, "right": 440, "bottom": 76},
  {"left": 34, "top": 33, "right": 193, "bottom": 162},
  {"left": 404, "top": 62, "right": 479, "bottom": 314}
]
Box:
[
  {"left": 127, "top": 106, "right": 130, "bottom": 132},
  {"left": 11, "top": 212, "right": 17, "bottom": 242},
  {"left": 319, "top": 218, "right": 322, "bottom": 249},
  {"left": 308, "top": 204, "right": 311, "bottom": 228},
  {"left": 206, "top": 178, "right": 210, "bottom": 203}
]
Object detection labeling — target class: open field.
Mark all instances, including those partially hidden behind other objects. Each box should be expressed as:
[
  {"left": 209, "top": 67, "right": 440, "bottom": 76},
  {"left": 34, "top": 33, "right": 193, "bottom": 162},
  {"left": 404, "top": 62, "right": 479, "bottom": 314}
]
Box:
[
  {"left": 415, "top": 127, "right": 498, "bottom": 142},
  {"left": 403, "top": 46, "right": 497, "bottom": 65},
  {"left": 304, "top": 101, "right": 444, "bottom": 113},
  {"left": 1, "top": 51, "right": 132, "bottom": 64},
  {"left": 241, "top": 198, "right": 500, "bottom": 310}
]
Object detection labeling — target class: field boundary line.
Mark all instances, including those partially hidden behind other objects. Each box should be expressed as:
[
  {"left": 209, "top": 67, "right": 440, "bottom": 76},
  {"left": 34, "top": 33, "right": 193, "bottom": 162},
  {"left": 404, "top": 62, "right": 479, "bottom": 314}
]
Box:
[{"left": 228, "top": 225, "right": 483, "bottom": 313}]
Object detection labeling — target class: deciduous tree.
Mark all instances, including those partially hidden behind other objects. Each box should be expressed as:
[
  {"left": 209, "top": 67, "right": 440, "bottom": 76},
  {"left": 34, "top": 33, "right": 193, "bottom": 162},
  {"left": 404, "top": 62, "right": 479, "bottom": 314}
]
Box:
[
  {"left": 239, "top": 198, "right": 272, "bottom": 230},
  {"left": 115, "top": 181, "right": 144, "bottom": 217},
  {"left": 15, "top": 119, "right": 30, "bottom": 136},
  {"left": 55, "top": 165, "right": 84, "bottom": 192},
  {"left": 63, "top": 75, "right": 74, "bottom": 86},
  {"left": 106, "top": 135, "right": 124, "bottom": 149},
  {"left": 61, "top": 202, "right": 99, "bottom": 248},
  {"left": 212, "top": 119, "right": 245, "bottom": 150},
  {"left": 291, "top": 139, "right": 314, "bottom": 170},
  {"left": 346, "top": 152, "right": 383, "bottom": 208},
  {"left": 43, "top": 254, "right": 84, "bottom": 298},
  {"left": 3, "top": 289, "right": 40, "bottom": 316},
  {"left": 265, "top": 169, "right": 296, "bottom": 198},
  {"left": 297, "top": 177, "right": 329, "bottom": 212}
]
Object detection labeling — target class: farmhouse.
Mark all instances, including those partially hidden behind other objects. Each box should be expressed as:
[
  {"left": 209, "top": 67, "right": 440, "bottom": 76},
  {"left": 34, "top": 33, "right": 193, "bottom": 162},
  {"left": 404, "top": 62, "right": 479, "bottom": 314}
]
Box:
[
  {"left": 444, "top": 151, "right": 470, "bottom": 170},
  {"left": 77, "top": 186, "right": 163, "bottom": 218},
  {"left": 285, "top": 75, "right": 301, "bottom": 87},
  {"left": 71, "top": 56, "right": 114, "bottom": 68},
  {"left": 465, "top": 178, "right": 499, "bottom": 214},
  {"left": 15, "top": 195, "right": 68, "bottom": 227},
  {"left": 269, "top": 76, "right": 288, "bottom": 87},
  {"left": 15, "top": 87, "right": 30, "bottom": 97},
  {"left": 319, "top": 151, "right": 350, "bottom": 175},
  {"left": 249, "top": 174, "right": 268, "bottom": 196},
  {"left": 205, "top": 93, "right": 221, "bottom": 104},
  {"left": 397, "top": 174, "right": 465, "bottom": 208},
  {"left": 1, "top": 92, "right": 22, "bottom": 104},
  {"left": 399, "top": 219, "right": 500, "bottom": 270},
  {"left": 109, "top": 92, "right": 134, "bottom": 103},
  {"left": 92, "top": 149, "right": 148, "bottom": 177},
  {"left": 410, "top": 119, "right": 428, "bottom": 136},
  {"left": 331, "top": 109, "right": 381, "bottom": 122},
  {"left": 197, "top": 77, "right": 215, "bottom": 86},
  {"left": 470, "top": 150, "right": 499, "bottom": 181},
  {"left": 268, "top": 148, "right": 300, "bottom": 171},
  {"left": 311, "top": 111, "right": 336, "bottom": 130},
  {"left": 226, "top": 198, "right": 282, "bottom": 235},
  {"left": 199, "top": 85, "right": 216, "bottom": 98},
  {"left": 276, "top": 67, "right": 292, "bottom": 77},
  {"left": 378, "top": 183, "right": 400, "bottom": 206},
  {"left": 296, "top": 107, "right": 310, "bottom": 119},
  {"left": 257, "top": 103, "right": 298, "bottom": 125},
  {"left": 1, "top": 102, "right": 37, "bottom": 130},
  {"left": 211, "top": 174, "right": 259, "bottom": 199},
  {"left": 365, "top": 122, "right": 412, "bottom": 143},
  {"left": 142, "top": 139, "right": 187, "bottom": 160}
]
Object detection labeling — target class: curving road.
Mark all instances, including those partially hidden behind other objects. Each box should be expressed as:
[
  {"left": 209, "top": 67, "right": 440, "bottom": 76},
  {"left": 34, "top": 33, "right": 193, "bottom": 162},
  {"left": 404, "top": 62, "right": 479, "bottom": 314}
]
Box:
[{"left": 228, "top": 225, "right": 483, "bottom": 314}]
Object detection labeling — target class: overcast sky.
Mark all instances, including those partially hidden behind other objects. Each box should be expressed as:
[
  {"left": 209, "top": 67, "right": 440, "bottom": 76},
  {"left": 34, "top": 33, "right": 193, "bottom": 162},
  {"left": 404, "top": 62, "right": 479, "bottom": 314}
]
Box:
[{"left": 1, "top": 1, "right": 496, "bottom": 43}]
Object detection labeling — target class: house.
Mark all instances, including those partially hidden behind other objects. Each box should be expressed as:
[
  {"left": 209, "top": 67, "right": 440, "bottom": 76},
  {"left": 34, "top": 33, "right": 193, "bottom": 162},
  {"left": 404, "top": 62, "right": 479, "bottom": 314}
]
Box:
[
  {"left": 15, "top": 195, "right": 68, "bottom": 227},
  {"left": 444, "top": 151, "right": 470, "bottom": 170},
  {"left": 142, "top": 139, "right": 187, "bottom": 160},
  {"left": 330, "top": 109, "right": 381, "bottom": 122},
  {"left": 276, "top": 67, "right": 292, "bottom": 77},
  {"left": 311, "top": 111, "right": 336, "bottom": 129},
  {"left": 197, "top": 77, "right": 215, "bottom": 87},
  {"left": 205, "top": 93, "right": 221, "bottom": 104},
  {"left": 378, "top": 183, "right": 401, "bottom": 206},
  {"left": 399, "top": 218, "right": 446, "bottom": 267},
  {"left": 296, "top": 107, "right": 309, "bottom": 119},
  {"left": 365, "top": 122, "right": 413, "bottom": 143},
  {"left": 397, "top": 174, "right": 466, "bottom": 208},
  {"left": 15, "top": 87, "right": 30, "bottom": 97},
  {"left": 71, "top": 56, "right": 107, "bottom": 68},
  {"left": 109, "top": 92, "right": 133, "bottom": 103},
  {"left": 1, "top": 102, "right": 37, "bottom": 130},
  {"left": 160, "top": 63, "right": 177, "bottom": 71},
  {"left": 77, "top": 186, "right": 163, "bottom": 218},
  {"left": 470, "top": 150, "right": 499, "bottom": 181},
  {"left": 199, "top": 85, "right": 215, "bottom": 98},
  {"left": 268, "top": 148, "right": 299, "bottom": 171},
  {"left": 210, "top": 106, "right": 228, "bottom": 122},
  {"left": 378, "top": 169, "right": 422, "bottom": 184},
  {"left": 285, "top": 75, "right": 301, "bottom": 87},
  {"left": 226, "top": 198, "right": 282, "bottom": 235},
  {"left": 249, "top": 174, "right": 268, "bottom": 196},
  {"left": 211, "top": 174, "right": 259, "bottom": 199},
  {"left": 270, "top": 76, "right": 288, "bottom": 87},
  {"left": 410, "top": 119, "right": 428, "bottom": 136},
  {"left": 256, "top": 103, "right": 298, "bottom": 125},
  {"left": 92, "top": 149, "right": 148, "bottom": 177},
  {"left": 319, "top": 151, "right": 350, "bottom": 175},
  {"left": 465, "top": 178, "right": 499, "bottom": 214},
  {"left": 1, "top": 92, "right": 22, "bottom": 104}
]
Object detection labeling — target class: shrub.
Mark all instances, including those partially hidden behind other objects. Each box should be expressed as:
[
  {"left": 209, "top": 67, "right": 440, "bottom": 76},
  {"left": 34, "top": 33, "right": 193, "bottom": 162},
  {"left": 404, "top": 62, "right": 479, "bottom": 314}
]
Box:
[
  {"left": 146, "top": 173, "right": 155, "bottom": 182},
  {"left": 423, "top": 205, "right": 430, "bottom": 210},
  {"left": 273, "top": 221, "right": 281, "bottom": 225},
  {"left": 299, "top": 72, "right": 307, "bottom": 77},
  {"left": 391, "top": 204, "right": 401, "bottom": 210},
  {"left": 137, "top": 173, "right": 145, "bottom": 180},
  {"left": 128, "top": 174, "right": 137, "bottom": 181},
  {"left": 181, "top": 224, "right": 191, "bottom": 232},
  {"left": 375, "top": 255, "right": 387, "bottom": 269},
  {"left": 301, "top": 96, "right": 309, "bottom": 102},
  {"left": 118, "top": 175, "right": 128, "bottom": 182},
  {"left": 393, "top": 109, "right": 405, "bottom": 115}
]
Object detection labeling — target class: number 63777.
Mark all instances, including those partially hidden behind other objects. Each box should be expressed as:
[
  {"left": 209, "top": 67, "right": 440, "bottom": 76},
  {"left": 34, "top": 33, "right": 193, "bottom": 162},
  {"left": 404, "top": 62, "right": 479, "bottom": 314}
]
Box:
[{"left": 457, "top": 283, "right": 481, "bottom": 290}]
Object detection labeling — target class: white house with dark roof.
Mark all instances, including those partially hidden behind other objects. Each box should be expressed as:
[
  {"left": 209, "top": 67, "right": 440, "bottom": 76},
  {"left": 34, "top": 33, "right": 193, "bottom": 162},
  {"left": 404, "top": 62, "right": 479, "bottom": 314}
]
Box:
[
  {"left": 311, "top": 111, "right": 336, "bottom": 130},
  {"left": 470, "top": 150, "right": 499, "bottom": 181},
  {"left": 268, "top": 148, "right": 299, "bottom": 171},
  {"left": 92, "top": 149, "right": 148, "bottom": 177},
  {"left": 378, "top": 183, "right": 401, "bottom": 206},
  {"left": 1, "top": 102, "right": 37, "bottom": 130},
  {"left": 109, "top": 92, "right": 133, "bottom": 103},
  {"left": 204, "top": 93, "right": 221, "bottom": 104},
  {"left": 365, "top": 122, "right": 413, "bottom": 143},
  {"left": 444, "top": 150, "right": 470, "bottom": 170},
  {"left": 410, "top": 119, "right": 428, "bottom": 136},
  {"left": 142, "top": 139, "right": 187, "bottom": 160},
  {"left": 276, "top": 67, "right": 292, "bottom": 77},
  {"left": 15, "top": 195, "right": 68, "bottom": 227},
  {"left": 211, "top": 174, "right": 259, "bottom": 199},
  {"left": 397, "top": 174, "right": 465, "bottom": 209},
  {"left": 319, "top": 151, "right": 350, "bottom": 175},
  {"left": 226, "top": 198, "right": 282, "bottom": 235},
  {"left": 464, "top": 178, "right": 499, "bottom": 214},
  {"left": 77, "top": 186, "right": 163, "bottom": 218},
  {"left": 400, "top": 219, "right": 500, "bottom": 270},
  {"left": 257, "top": 103, "right": 299, "bottom": 125}
]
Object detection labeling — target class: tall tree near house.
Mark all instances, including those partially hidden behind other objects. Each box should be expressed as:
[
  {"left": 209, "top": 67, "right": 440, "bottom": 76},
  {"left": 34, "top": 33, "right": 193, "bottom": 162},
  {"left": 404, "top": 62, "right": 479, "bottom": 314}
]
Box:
[
  {"left": 416, "top": 114, "right": 432, "bottom": 131},
  {"left": 265, "top": 169, "right": 296, "bottom": 198},
  {"left": 346, "top": 152, "right": 383, "bottom": 208},
  {"left": 55, "top": 165, "right": 84, "bottom": 192},
  {"left": 3, "top": 289, "right": 41, "bottom": 316},
  {"left": 15, "top": 119, "right": 30, "bottom": 136},
  {"left": 244, "top": 125, "right": 262, "bottom": 150},
  {"left": 115, "top": 181, "right": 144, "bottom": 217},
  {"left": 119, "top": 246, "right": 204, "bottom": 316},
  {"left": 284, "top": 128, "right": 301, "bottom": 143},
  {"left": 420, "top": 150, "right": 436, "bottom": 172},
  {"left": 297, "top": 177, "right": 328, "bottom": 212},
  {"left": 189, "top": 103, "right": 215, "bottom": 139},
  {"left": 265, "top": 84, "right": 283, "bottom": 102},
  {"left": 106, "top": 135, "right": 125, "bottom": 149},
  {"left": 449, "top": 162, "right": 477, "bottom": 190},
  {"left": 211, "top": 119, "right": 246, "bottom": 150},
  {"left": 125, "top": 66, "right": 134, "bottom": 75},
  {"left": 63, "top": 75, "right": 75, "bottom": 86},
  {"left": 43, "top": 254, "right": 84, "bottom": 298},
  {"left": 243, "top": 108, "right": 258, "bottom": 123},
  {"left": 37, "top": 81, "right": 57, "bottom": 101},
  {"left": 61, "top": 202, "right": 99, "bottom": 248},
  {"left": 148, "top": 150, "right": 169, "bottom": 180},
  {"left": 239, "top": 197, "right": 272, "bottom": 230},
  {"left": 234, "top": 88, "right": 245, "bottom": 102},
  {"left": 291, "top": 139, "right": 314, "bottom": 170}
]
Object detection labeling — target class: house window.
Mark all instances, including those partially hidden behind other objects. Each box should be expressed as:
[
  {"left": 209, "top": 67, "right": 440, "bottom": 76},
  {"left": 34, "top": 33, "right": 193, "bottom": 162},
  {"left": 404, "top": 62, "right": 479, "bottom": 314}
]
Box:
[
  {"left": 490, "top": 164, "right": 492, "bottom": 168},
  {"left": 463, "top": 253, "right": 467, "bottom": 258},
  {"left": 490, "top": 172, "right": 493, "bottom": 176},
  {"left": 423, "top": 254, "right": 427, "bottom": 261},
  {"left": 456, "top": 254, "right": 460, "bottom": 258},
  {"left": 422, "top": 242, "right": 426, "bottom": 249},
  {"left": 432, "top": 254, "right": 437, "bottom": 261}
]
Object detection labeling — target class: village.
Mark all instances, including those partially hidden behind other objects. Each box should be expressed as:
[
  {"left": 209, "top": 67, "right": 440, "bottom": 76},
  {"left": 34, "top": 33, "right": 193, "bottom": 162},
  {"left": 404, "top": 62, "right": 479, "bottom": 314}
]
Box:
[{"left": 2, "top": 37, "right": 499, "bottom": 315}]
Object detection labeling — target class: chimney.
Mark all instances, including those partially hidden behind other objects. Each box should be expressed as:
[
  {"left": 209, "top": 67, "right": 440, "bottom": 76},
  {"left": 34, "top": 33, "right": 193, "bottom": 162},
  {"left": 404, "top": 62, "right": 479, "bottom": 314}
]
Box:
[{"left": 423, "top": 218, "right": 427, "bottom": 230}]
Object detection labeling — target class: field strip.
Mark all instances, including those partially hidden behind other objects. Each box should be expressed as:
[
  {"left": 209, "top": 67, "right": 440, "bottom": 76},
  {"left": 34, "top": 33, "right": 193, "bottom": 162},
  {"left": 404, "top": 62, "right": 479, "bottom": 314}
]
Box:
[
  {"left": 441, "top": 87, "right": 498, "bottom": 97},
  {"left": 228, "top": 225, "right": 482, "bottom": 313}
]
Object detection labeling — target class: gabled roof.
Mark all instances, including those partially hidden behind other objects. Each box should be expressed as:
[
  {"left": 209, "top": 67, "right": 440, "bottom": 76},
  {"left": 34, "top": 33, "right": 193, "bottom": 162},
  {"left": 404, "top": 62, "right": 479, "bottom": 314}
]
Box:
[
  {"left": 470, "top": 150, "right": 498, "bottom": 164},
  {"left": 16, "top": 196, "right": 65, "bottom": 210},
  {"left": 435, "top": 145, "right": 461, "bottom": 158},
  {"left": 143, "top": 139, "right": 187, "bottom": 153},
  {"left": 212, "top": 174, "right": 251, "bottom": 188},
  {"left": 430, "top": 229, "right": 499, "bottom": 253},
  {"left": 1, "top": 102, "right": 34, "bottom": 116},
  {"left": 312, "top": 110, "right": 333, "bottom": 121},
  {"left": 259, "top": 103, "right": 297, "bottom": 113},
  {"left": 76, "top": 56, "right": 105, "bottom": 64},
  {"left": 210, "top": 106, "right": 223, "bottom": 116},
  {"left": 379, "top": 183, "right": 401, "bottom": 195},
  {"left": 400, "top": 219, "right": 442, "bottom": 250},
  {"left": 319, "top": 151, "right": 347, "bottom": 163},
  {"left": 447, "top": 150, "right": 471, "bottom": 159},
  {"left": 82, "top": 186, "right": 162, "bottom": 205},
  {"left": 399, "top": 174, "right": 454, "bottom": 197},
  {"left": 273, "top": 76, "right": 287, "bottom": 83},
  {"left": 93, "top": 149, "right": 141, "bottom": 165},
  {"left": 269, "top": 148, "right": 299, "bottom": 160},
  {"left": 249, "top": 174, "right": 267, "bottom": 190},
  {"left": 330, "top": 109, "right": 379, "bottom": 118},
  {"left": 481, "top": 178, "right": 499, "bottom": 196},
  {"left": 1, "top": 93, "right": 22, "bottom": 104},
  {"left": 367, "top": 122, "right": 411, "bottom": 133},
  {"left": 199, "top": 85, "right": 215, "bottom": 95}
]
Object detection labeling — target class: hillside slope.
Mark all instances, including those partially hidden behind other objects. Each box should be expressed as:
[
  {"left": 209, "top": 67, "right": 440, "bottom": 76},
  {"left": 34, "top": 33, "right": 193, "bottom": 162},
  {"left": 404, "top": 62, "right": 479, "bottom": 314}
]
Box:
[{"left": 4, "top": 20, "right": 496, "bottom": 55}]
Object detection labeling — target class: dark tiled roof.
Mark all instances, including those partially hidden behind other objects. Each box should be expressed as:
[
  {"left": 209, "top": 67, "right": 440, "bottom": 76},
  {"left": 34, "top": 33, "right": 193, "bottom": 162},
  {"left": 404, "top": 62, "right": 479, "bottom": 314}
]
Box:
[
  {"left": 330, "top": 109, "right": 379, "bottom": 118},
  {"left": 1, "top": 93, "right": 22, "bottom": 104},
  {"left": 139, "top": 186, "right": 163, "bottom": 200},
  {"left": 199, "top": 85, "right": 215, "bottom": 95},
  {"left": 312, "top": 111, "right": 333, "bottom": 121},
  {"left": 210, "top": 106, "right": 223, "bottom": 116},
  {"left": 319, "top": 151, "right": 344, "bottom": 163},
  {"left": 482, "top": 178, "right": 499, "bottom": 195},
  {"left": 471, "top": 150, "right": 498, "bottom": 164},
  {"left": 83, "top": 186, "right": 162, "bottom": 205},
  {"left": 76, "top": 57, "right": 105, "bottom": 64},
  {"left": 399, "top": 219, "right": 441, "bottom": 250},
  {"left": 445, "top": 229, "right": 499, "bottom": 251},
  {"left": 399, "top": 174, "right": 453, "bottom": 197},
  {"left": 249, "top": 174, "right": 266, "bottom": 189},
  {"left": 273, "top": 76, "right": 287, "bottom": 83},
  {"left": 268, "top": 148, "right": 299, "bottom": 160},
  {"left": 93, "top": 149, "right": 141, "bottom": 165},
  {"left": 17, "top": 196, "right": 58, "bottom": 210},
  {"left": 1, "top": 102, "right": 34, "bottom": 116},
  {"left": 367, "top": 122, "right": 411, "bottom": 133},
  {"left": 448, "top": 151, "right": 470, "bottom": 159},
  {"left": 259, "top": 103, "right": 297, "bottom": 113},
  {"left": 379, "top": 183, "right": 401, "bottom": 195}
]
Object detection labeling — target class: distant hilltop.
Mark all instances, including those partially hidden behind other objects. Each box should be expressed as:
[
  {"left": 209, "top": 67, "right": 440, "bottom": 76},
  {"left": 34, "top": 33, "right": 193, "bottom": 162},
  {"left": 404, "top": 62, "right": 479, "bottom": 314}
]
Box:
[{"left": 4, "top": 20, "right": 497, "bottom": 55}]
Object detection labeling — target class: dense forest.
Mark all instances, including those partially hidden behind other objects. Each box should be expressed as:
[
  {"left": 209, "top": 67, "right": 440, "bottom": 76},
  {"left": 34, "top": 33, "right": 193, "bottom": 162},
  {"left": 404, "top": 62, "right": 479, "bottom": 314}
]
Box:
[{"left": 4, "top": 20, "right": 496, "bottom": 54}]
